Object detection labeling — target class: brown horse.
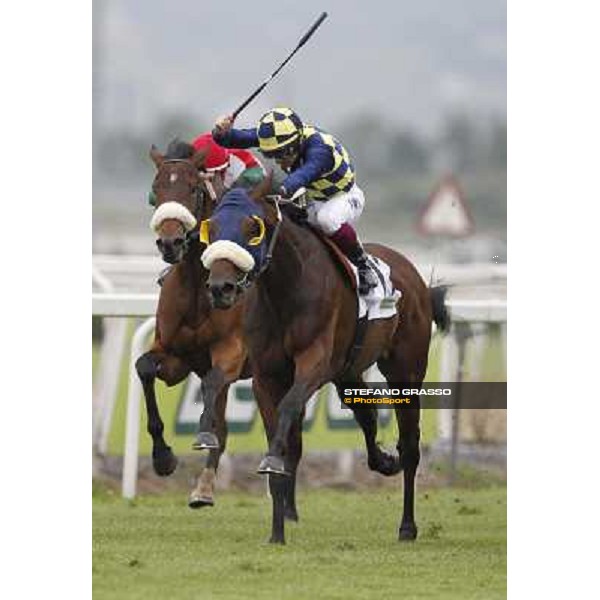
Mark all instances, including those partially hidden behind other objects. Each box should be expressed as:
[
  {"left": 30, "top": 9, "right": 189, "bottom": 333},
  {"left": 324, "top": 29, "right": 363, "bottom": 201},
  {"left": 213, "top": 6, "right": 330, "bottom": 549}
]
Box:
[
  {"left": 201, "top": 177, "right": 449, "bottom": 543},
  {"left": 136, "top": 139, "right": 250, "bottom": 507}
]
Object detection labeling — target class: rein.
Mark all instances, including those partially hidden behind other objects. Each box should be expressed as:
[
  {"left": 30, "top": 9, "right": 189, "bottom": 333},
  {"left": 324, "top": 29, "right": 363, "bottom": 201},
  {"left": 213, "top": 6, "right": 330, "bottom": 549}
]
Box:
[
  {"left": 232, "top": 196, "right": 284, "bottom": 293},
  {"left": 256, "top": 196, "right": 283, "bottom": 277},
  {"left": 234, "top": 191, "right": 313, "bottom": 293}
]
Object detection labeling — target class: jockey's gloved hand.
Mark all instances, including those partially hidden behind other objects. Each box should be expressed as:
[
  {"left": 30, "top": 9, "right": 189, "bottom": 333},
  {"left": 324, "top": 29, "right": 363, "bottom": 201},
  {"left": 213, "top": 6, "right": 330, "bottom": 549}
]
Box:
[
  {"left": 213, "top": 114, "right": 234, "bottom": 136},
  {"left": 280, "top": 185, "right": 308, "bottom": 224}
]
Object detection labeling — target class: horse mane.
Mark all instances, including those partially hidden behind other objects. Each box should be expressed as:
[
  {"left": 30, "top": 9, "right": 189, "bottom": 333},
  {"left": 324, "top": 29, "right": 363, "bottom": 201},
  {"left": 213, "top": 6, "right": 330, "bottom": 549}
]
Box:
[
  {"left": 165, "top": 137, "right": 195, "bottom": 159},
  {"left": 250, "top": 171, "right": 274, "bottom": 201}
]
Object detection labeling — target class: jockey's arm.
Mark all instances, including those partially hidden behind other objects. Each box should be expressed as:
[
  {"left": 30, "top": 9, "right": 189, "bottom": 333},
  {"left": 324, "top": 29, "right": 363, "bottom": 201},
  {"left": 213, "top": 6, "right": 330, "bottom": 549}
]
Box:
[
  {"left": 281, "top": 137, "right": 334, "bottom": 196},
  {"left": 212, "top": 127, "right": 258, "bottom": 149}
]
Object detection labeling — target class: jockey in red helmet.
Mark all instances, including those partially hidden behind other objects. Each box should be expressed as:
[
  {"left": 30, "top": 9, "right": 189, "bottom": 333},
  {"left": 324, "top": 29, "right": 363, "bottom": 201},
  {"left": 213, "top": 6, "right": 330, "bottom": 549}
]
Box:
[
  {"left": 191, "top": 133, "right": 265, "bottom": 191},
  {"left": 149, "top": 133, "right": 265, "bottom": 286},
  {"left": 148, "top": 133, "right": 265, "bottom": 207}
]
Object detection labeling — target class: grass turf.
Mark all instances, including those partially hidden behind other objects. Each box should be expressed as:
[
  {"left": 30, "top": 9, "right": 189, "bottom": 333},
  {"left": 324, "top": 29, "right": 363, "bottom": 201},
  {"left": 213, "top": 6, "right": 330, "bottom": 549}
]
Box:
[{"left": 93, "top": 485, "right": 506, "bottom": 600}]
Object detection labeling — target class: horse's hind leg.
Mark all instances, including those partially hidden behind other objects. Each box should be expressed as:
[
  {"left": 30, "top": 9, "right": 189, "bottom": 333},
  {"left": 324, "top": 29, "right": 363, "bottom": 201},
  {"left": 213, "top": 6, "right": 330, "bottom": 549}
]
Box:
[
  {"left": 394, "top": 401, "right": 421, "bottom": 540},
  {"left": 377, "top": 352, "right": 427, "bottom": 541},
  {"left": 334, "top": 381, "right": 401, "bottom": 477},
  {"left": 135, "top": 351, "right": 189, "bottom": 476},
  {"left": 189, "top": 386, "right": 229, "bottom": 509}
]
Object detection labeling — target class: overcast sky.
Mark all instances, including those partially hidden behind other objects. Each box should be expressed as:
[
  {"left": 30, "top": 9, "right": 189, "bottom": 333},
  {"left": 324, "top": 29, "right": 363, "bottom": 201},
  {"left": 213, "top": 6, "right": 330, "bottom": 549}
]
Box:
[{"left": 94, "top": 0, "right": 506, "bottom": 135}]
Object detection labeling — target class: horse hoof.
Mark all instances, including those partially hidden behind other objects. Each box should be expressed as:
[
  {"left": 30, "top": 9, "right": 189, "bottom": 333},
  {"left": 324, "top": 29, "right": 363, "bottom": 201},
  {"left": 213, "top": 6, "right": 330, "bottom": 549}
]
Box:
[
  {"left": 152, "top": 447, "right": 178, "bottom": 477},
  {"left": 192, "top": 432, "right": 220, "bottom": 451},
  {"left": 368, "top": 450, "right": 402, "bottom": 477},
  {"left": 257, "top": 455, "right": 289, "bottom": 476},
  {"left": 284, "top": 507, "right": 299, "bottom": 522},
  {"left": 188, "top": 493, "right": 215, "bottom": 509},
  {"left": 399, "top": 525, "right": 418, "bottom": 541},
  {"left": 268, "top": 536, "right": 286, "bottom": 545}
]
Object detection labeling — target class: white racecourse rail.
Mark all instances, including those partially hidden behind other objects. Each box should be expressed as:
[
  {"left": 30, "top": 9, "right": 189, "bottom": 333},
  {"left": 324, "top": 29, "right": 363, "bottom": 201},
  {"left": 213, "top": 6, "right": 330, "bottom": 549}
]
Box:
[
  {"left": 92, "top": 292, "right": 506, "bottom": 498},
  {"left": 92, "top": 257, "right": 507, "bottom": 498}
]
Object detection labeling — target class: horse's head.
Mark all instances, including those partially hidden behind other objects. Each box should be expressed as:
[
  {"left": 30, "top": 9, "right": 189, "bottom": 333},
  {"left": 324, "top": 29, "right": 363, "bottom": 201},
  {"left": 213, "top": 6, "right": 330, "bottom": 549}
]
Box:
[
  {"left": 201, "top": 175, "right": 274, "bottom": 309},
  {"left": 149, "top": 139, "right": 213, "bottom": 263}
]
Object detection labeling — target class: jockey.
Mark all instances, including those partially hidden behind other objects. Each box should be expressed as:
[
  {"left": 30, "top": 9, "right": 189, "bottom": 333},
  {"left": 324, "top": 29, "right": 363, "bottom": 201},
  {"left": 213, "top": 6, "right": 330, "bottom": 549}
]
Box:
[
  {"left": 212, "top": 107, "right": 378, "bottom": 295},
  {"left": 148, "top": 133, "right": 265, "bottom": 207},
  {"left": 191, "top": 133, "right": 265, "bottom": 191}
]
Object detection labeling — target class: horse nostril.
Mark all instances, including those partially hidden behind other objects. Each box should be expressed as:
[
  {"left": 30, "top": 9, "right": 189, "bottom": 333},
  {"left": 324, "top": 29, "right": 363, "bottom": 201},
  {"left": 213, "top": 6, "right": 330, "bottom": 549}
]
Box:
[
  {"left": 156, "top": 239, "right": 164, "bottom": 249},
  {"left": 209, "top": 282, "right": 236, "bottom": 301},
  {"left": 222, "top": 282, "right": 236, "bottom": 295}
]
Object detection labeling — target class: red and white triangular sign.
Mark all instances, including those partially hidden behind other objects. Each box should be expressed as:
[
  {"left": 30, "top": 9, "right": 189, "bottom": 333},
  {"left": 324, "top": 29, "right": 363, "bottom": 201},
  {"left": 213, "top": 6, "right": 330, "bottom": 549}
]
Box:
[{"left": 418, "top": 176, "right": 474, "bottom": 237}]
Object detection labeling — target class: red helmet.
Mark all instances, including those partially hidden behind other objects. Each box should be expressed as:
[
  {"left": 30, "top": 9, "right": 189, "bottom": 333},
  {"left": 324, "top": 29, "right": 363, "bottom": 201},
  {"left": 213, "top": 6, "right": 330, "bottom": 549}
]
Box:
[{"left": 192, "top": 133, "right": 230, "bottom": 171}]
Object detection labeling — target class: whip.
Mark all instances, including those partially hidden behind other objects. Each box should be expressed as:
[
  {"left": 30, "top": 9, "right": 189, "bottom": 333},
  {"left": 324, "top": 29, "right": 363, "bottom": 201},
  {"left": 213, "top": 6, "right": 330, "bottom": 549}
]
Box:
[{"left": 231, "top": 12, "right": 328, "bottom": 119}]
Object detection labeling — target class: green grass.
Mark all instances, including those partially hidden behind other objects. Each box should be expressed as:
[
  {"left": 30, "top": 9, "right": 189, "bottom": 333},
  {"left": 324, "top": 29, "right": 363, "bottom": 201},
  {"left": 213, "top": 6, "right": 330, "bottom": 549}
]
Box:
[{"left": 93, "top": 485, "right": 506, "bottom": 600}]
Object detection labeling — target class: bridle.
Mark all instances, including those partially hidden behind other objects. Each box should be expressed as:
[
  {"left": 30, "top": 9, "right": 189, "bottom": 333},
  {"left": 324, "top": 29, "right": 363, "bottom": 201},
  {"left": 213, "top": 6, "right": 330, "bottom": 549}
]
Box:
[
  {"left": 155, "top": 158, "right": 217, "bottom": 254},
  {"left": 219, "top": 190, "right": 311, "bottom": 296},
  {"left": 228, "top": 196, "right": 285, "bottom": 294}
]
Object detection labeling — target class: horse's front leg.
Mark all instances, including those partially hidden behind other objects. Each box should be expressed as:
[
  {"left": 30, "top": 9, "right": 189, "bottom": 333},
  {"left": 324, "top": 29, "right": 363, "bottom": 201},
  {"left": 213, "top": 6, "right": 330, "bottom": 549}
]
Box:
[
  {"left": 188, "top": 385, "right": 229, "bottom": 508},
  {"left": 192, "top": 367, "right": 226, "bottom": 450},
  {"left": 193, "top": 337, "right": 245, "bottom": 450},
  {"left": 282, "top": 414, "right": 304, "bottom": 522},
  {"left": 256, "top": 380, "right": 314, "bottom": 477},
  {"left": 135, "top": 350, "right": 189, "bottom": 476},
  {"left": 253, "top": 376, "right": 292, "bottom": 544},
  {"left": 258, "top": 344, "right": 326, "bottom": 477}
]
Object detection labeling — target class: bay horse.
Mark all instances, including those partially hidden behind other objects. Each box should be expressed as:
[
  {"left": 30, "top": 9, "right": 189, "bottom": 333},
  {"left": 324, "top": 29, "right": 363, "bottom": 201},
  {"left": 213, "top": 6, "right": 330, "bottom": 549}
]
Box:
[
  {"left": 201, "top": 176, "right": 449, "bottom": 543},
  {"left": 135, "top": 139, "right": 251, "bottom": 508}
]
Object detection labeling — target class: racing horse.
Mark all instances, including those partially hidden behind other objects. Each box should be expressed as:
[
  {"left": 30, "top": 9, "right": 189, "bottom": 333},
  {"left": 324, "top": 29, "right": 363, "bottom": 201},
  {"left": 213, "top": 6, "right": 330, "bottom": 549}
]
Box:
[
  {"left": 201, "top": 176, "right": 450, "bottom": 543},
  {"left": 136, "top": 139, "right": 250, "bottom": 508}
]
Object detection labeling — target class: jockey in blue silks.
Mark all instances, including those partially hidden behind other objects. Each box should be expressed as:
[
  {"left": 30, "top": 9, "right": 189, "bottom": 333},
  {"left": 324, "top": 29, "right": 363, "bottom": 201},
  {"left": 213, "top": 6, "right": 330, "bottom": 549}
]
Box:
[{"left": 212, "top": 107, "right": 378, "bottom": 295}]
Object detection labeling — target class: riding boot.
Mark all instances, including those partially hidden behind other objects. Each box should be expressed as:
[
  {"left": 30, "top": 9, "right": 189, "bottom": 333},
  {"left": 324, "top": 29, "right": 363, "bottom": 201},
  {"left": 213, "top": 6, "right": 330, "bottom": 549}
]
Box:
[
  {"left": 348, "top": 244, "right": 379, "bottom": 295},
  {"left": 329, "top": 224, "right": 379, "bottom": 295}
]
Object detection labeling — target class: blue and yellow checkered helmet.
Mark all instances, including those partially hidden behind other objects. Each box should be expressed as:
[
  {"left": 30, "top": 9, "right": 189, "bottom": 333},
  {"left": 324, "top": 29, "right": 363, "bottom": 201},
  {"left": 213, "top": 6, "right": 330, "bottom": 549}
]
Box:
[{"left": 257, "top": 107, "right": 303, "bottom": 156}]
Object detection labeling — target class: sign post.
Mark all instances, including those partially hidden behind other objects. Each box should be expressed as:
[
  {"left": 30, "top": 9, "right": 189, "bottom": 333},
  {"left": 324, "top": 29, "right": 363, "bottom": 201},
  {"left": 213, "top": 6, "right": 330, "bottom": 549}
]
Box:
[{"left": 417, "top": 176, "right": 474, "bottom": 238}]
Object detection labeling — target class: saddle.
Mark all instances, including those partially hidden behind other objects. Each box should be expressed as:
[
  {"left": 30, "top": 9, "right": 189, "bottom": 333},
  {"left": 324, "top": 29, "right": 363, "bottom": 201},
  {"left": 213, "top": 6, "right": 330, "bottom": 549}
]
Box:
[{"left": 309, "top": 226, "right": 358, "bottom": 292}]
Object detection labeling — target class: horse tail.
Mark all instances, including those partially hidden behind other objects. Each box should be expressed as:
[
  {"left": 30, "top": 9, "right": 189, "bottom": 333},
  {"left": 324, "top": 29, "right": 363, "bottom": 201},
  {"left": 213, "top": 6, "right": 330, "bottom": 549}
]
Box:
[{"left": 430, "top": 285, "right": 451, "bottom": 333}]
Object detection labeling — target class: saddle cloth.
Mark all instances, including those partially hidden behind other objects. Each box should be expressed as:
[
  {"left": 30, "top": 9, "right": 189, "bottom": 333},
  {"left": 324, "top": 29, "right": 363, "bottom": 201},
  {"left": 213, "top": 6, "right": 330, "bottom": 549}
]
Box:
[
  {"left": 353, "top": 255, "right": 401, "bottom": 321},
  {"left": 315, "top": 231, "right": 401, "bottom": 321}
]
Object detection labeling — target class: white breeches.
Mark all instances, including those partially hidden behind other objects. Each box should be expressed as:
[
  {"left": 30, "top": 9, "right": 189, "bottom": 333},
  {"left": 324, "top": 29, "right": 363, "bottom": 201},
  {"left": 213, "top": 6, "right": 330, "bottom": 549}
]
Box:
[{"left": 305, "top": 184, "right": 366, "bottom": 235}]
